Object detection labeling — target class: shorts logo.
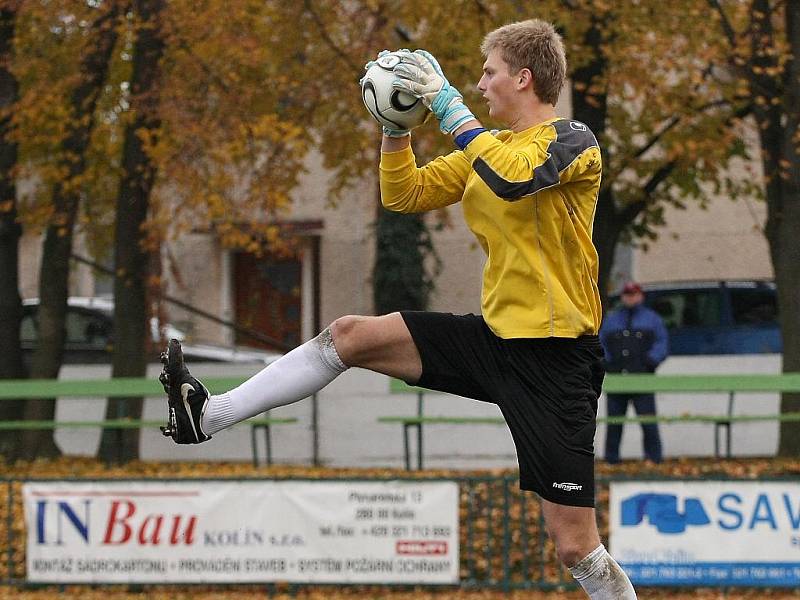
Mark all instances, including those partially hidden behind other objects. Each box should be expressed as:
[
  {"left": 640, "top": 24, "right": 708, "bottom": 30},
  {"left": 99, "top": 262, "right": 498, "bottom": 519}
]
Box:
[{"left": 553, "top": 482, "right": 583, "bottom": 492}]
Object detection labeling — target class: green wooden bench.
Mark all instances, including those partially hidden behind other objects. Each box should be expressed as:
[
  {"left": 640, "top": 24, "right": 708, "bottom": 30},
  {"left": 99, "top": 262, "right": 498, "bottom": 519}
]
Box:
[
  {"left": 382, "top": 379, "right": 509, "bottom": 470},
  {"left": 0, "top": 416, "right": 297, "bottom": 467},
  {"left": 0, "top": 376, "right": 298, "bottom": 466},
  {"left": 382, "top": 374, "right": 800, "bottom": 470}
]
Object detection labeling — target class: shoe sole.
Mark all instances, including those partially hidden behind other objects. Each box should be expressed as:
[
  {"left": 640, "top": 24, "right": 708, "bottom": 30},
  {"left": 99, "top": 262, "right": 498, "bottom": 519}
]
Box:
[
  {"left": 159, "top": 339, "right": 185, "bottom": 440},
  {"left": 160, "top": 339, "right": 210, "bottom": 444}
]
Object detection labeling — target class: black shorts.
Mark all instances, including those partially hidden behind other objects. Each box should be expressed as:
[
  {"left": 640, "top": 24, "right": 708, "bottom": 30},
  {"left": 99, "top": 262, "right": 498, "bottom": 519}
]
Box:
[{"left": 400, "top": 311, "right": 604, "bottom": 507}]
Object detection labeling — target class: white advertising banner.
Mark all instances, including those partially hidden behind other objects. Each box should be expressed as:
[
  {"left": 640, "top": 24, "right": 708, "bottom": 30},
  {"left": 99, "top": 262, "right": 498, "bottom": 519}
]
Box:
[
  {"left": 610, "top": 480, "right": 800, "bottom": 586},
  {"left": 23, "top": 480, "right": 459, "bottom": 584}
]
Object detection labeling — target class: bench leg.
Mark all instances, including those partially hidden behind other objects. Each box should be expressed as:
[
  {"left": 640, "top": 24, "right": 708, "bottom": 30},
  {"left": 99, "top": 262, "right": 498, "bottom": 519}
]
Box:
[
  {"left": 714, "top": 422, "right": 730, "bottom": 459},
  {"left": 265, "top": 424, "right": 272, "bottom": 466},
  {"left": 417, "top": 422, "right": 423, "bottom": 470},
  {"left": 726, "top": 422, "right": 732, "bottom": 458},
  {"left": 403, "top": 423, "right": 411, "bottom": 471},
  {"left": 250, "top": 425, "right": 274, "bottom": 467},
  {"left": 251, "top": 426, "right": 259, "bottom": 467},
  {"left": 726, "top": 391, "right": 734, "bottom": 458}
]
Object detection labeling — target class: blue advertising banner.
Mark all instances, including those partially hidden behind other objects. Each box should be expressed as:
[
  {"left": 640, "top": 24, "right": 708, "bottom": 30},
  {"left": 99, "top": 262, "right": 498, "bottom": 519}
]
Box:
[{"left": 610, "top": 481, "right": 800, "bottom": 586}]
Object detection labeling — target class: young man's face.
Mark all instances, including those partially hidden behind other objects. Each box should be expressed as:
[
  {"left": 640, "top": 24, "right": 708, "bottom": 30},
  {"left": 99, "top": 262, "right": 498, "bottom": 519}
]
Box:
[{"left": 477, "top": 48, "right": 520, "bottom": 123}]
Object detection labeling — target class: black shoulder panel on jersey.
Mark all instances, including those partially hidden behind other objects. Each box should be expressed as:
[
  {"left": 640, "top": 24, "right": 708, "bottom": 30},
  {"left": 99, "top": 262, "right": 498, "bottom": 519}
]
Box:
[{"left": 472, "top": 119, "right": 599, "bottom": 201}]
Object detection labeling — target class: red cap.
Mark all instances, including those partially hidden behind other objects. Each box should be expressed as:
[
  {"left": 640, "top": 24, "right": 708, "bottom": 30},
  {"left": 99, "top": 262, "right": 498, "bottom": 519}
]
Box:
[{"left": 622, "top": 281, "right": 642, "bottom": 295}]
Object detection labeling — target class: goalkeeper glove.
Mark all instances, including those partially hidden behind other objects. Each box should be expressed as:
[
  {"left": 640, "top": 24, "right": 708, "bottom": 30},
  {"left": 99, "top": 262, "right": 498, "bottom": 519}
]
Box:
[{"left": 392, "top": 49, "right": 476, "bottom": 135}]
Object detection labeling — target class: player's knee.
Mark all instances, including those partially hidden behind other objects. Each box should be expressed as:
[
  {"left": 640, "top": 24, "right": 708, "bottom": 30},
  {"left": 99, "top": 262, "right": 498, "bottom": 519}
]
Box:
[
  {"left": 328, "top": 315, "right": 364, "bottom": 365},
  {"left": 553, "top": 539, "right": 586, "bottom": 568}
]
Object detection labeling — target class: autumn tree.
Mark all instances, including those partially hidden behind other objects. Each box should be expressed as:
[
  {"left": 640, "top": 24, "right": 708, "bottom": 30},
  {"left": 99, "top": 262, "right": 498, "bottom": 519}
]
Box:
[
  {"left": 704, "top": 0, "right": 800, "bottom": 454},
  {"left": 0, "top": 1, "right": 24, "bottom": 460},
  {"left": 98, "top": 0, "right": 163, "bottom": 463},
  {"left": 10, "top": 0, "right": 310, "bottom": 460},
  {"left": 94, "top": 0, "right": 315, "bottom": 460},
  {"left": 12, "top": 0, "right": 124, "bottom": 458}
]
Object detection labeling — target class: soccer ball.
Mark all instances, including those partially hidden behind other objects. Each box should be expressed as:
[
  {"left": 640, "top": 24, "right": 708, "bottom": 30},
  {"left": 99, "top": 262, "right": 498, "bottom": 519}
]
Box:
[{"left": 361, "top": 52, "right": 430, "bottom": 131}]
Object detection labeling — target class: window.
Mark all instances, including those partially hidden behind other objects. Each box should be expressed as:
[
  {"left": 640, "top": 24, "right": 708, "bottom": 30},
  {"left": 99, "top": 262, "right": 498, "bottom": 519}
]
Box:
[
  {"left": 20, "top": 306, "right": 112, "bottom": 350},
  {"left": 65, "top": 310, "right": 112, "bottom": 349},
  {"left": 20, "top": 311, "right": 38, "bottom": 344},
  {"left": 730, "top": 288, "right": 778, "bottom": 326},
  {"left": 649, "top": 290, "right": 722, "bottom": 329}
]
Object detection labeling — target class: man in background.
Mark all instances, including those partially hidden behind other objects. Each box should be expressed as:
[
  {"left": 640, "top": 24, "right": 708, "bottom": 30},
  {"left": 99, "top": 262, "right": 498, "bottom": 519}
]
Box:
[{"left": 600, "top": 281, "right": 669, "bottom": 464}]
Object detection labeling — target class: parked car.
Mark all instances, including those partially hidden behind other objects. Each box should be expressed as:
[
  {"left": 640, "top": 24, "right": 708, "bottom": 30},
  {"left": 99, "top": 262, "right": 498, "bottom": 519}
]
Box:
[
  {"left": 607, "top": 280, "right": 780, "bottom": 355},
  {"left": 20, "top": 297, "right": 281, "bottom": 365}
]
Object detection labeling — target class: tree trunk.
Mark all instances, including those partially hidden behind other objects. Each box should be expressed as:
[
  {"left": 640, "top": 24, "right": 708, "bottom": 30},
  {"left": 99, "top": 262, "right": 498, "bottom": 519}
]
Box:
[
  {"left": 98, "top": 0, "right": 165, "bottom": 463},
  {"left": 775, "top": 0, "right": 800, "bottom": 455},
  {"left": 570, "top": 17, "right": 617, "bottom": 306},
  {"left": 22, "top": 2, "right": 122, "bottom": 458},
  {"left": 0, "top": 6, "right": 25, "bottom": 461},
  {"left": 775, "top": 203, "right": 800, "bottom": 455}
]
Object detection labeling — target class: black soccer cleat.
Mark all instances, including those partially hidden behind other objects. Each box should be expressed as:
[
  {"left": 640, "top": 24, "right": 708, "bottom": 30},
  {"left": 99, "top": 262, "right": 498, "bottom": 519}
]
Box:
[{"left": 159, "top": 339, "right": 212, "bottom": 444}]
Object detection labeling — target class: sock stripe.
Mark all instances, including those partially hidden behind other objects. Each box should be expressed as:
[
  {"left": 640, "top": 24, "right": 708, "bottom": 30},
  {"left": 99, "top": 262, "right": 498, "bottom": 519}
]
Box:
[
  {"left": 202, "top": 393, "right": 237, "bottom": 435},
  {"left": 316, "top": 327, "right": 348, "bottom": 373}
]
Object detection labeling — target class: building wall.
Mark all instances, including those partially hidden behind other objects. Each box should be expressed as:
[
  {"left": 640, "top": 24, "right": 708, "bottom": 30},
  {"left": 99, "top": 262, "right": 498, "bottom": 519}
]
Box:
[
  {"left": 632, "top": 187, "right": 771, "bottom": 287},
  {"left": 631, "top": 145, "right": 772, "bottom": 287},
  {"left": 164, "top": 233, "right": 227, "bottom": 344},
  {"left": 19, "top": 230, "right": 105, "bottom": 300},
  {"left": 288, "top": 147, "right": 376, "bottom": 326}
]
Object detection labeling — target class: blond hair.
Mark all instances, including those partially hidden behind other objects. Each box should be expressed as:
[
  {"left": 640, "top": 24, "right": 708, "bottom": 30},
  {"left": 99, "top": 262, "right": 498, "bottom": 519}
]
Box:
[{"left": 480, "top": 19, "right": 567, "bottom": 106}]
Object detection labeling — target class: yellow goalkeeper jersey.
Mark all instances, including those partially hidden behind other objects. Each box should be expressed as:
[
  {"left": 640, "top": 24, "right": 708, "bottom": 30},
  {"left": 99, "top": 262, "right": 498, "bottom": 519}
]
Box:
[{"left": 379, "top": 117, "right": 602, "bottom": 339}]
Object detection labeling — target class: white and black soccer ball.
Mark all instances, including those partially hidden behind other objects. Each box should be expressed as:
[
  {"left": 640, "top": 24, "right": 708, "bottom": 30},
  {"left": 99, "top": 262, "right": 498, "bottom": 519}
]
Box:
[{"left": 361, "top": 52, "right": 430, "bottom": 131}]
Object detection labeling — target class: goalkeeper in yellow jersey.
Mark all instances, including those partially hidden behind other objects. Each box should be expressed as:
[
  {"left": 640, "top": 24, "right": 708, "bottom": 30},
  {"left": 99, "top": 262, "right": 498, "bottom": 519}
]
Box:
[{"left": 158, "top": 18, "right": 634, "bottom": 599}]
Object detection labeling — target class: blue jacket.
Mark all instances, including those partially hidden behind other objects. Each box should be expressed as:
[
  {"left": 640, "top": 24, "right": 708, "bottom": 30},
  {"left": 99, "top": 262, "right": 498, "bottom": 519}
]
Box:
[{"left": 600, "top": 303, "right": 669, "bottom": 373}]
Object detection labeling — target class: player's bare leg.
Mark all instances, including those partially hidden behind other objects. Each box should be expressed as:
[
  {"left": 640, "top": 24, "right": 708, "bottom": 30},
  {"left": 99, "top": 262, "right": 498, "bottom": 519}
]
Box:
[
  {"left": 329, "top": 312, "right": 421, "bottom": 381},
  {"left": 542, "top": 500, "right": 636, "bottom": 599}
]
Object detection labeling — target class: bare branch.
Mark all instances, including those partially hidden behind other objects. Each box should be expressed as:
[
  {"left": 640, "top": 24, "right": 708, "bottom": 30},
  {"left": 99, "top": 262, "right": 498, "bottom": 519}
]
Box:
[
  {"left": 632, "top": 115, "right": 681, "bottom": 161},
  {"left": 609, "top": 97, "right": 741, "bottom": 184},
  {"left": 707, "top": 0, "right": 738, "bottom": 49},
  {"left": 473, "top": 0, "right": 491, "bottom": 16},
  {"left": 303, "top": 0, "right": 362, "bottom": 76}
]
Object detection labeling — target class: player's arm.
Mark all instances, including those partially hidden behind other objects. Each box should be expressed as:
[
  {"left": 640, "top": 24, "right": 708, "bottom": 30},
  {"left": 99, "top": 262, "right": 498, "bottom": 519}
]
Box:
[
  {"left": 381, "top": 134, "right": 410, "bottom": 153},
  {"left": 380, "top": 145, "right": 470, "bottom": 214}
]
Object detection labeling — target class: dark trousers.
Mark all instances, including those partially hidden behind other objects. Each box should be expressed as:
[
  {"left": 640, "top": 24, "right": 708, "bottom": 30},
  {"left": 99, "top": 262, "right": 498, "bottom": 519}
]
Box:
[{"left": 604, "top": 393, "right": 663, "bottom": 463}]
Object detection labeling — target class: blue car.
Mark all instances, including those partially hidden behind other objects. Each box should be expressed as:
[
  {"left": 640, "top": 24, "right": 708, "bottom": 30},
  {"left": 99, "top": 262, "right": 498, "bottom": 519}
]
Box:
[{"left": 608, "top": 280, "right": 781, "bottom": 355}]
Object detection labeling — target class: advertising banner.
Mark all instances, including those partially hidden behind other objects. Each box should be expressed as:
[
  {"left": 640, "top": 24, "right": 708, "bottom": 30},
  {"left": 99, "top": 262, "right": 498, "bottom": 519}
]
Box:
[
  {"left": 610, "top": 480, "right": 800, "bottom": 586},
  {"left": 23, "top": 480, "right": 459, "bottom": 584}
]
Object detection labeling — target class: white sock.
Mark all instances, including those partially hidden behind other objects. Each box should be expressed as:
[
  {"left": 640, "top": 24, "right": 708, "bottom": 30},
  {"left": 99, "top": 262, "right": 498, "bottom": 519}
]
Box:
[
  {"left": 202, "top": 328, "right": 347, "bottom": 435},
  {"left": 569, "top": 544, "right": 637, "bottom": 599}
]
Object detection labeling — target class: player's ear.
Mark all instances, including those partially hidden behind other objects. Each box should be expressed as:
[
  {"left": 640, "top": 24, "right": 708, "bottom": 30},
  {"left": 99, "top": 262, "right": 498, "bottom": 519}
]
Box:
[{"left": 517, "top": 68, "right": 533, "bottom": 90}]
